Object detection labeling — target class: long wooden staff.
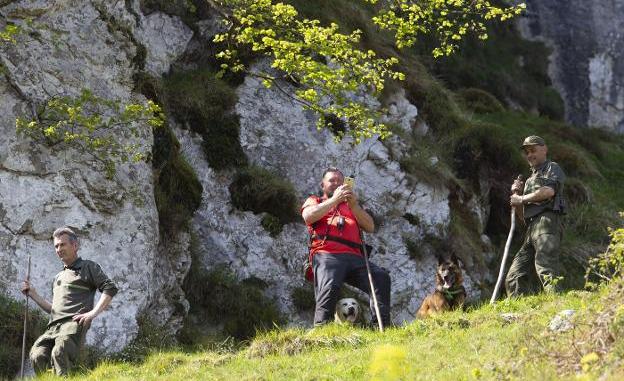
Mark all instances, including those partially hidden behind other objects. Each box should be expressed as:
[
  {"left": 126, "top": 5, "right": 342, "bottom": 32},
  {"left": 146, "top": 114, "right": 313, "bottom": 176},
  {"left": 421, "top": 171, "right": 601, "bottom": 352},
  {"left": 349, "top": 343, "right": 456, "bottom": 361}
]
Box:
[
  {"left": 490, "top": 175, "right": 524, "bottom": 304},
  {"left": 20, "top": 254, "right": 31, "bottom": 379},
  {"left": 360, "top": 232, "right": 384, "bottom": 332}
]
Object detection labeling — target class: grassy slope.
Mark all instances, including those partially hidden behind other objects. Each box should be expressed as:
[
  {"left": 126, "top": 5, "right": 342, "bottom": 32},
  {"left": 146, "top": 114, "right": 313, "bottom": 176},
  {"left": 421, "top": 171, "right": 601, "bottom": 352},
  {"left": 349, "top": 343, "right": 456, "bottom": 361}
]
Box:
[{"left": 42, "top": 279, "right": 624, "bottom": 380}]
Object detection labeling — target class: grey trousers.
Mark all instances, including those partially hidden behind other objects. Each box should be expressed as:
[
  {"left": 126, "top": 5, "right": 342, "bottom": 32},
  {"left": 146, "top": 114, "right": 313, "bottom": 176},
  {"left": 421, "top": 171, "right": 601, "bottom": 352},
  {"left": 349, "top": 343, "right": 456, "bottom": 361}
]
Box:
[{"left": 313, "top": 253, "right": 391, "bottom": 326}]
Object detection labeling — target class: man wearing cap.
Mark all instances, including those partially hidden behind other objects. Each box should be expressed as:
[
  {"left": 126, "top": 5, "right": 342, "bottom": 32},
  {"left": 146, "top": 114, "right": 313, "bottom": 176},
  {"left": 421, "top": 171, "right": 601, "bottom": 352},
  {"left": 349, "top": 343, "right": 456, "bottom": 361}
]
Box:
[
  {"left": 505, "top": 135, "right": 566, "bottom": 296},
  {"left": 21, "top": 227, "right": 118, "bottom": 375}
]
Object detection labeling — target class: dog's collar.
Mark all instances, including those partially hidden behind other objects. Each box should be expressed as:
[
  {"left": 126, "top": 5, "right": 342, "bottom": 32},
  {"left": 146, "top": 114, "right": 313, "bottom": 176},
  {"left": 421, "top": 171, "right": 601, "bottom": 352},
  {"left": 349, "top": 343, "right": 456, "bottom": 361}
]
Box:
[{"left": 439, "top": 287, "right": 463, "bottom": 301}]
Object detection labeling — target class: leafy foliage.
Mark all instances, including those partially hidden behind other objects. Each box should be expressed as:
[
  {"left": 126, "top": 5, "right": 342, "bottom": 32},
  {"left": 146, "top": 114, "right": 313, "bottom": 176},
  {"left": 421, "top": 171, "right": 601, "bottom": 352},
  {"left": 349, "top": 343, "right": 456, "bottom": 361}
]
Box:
[
  {"left": 366, "top": 0, "right": 526, "bottom": 57},
  {"left": 0, "top": 24, "right": 20, "bottom": 43},
  {"left": 586, "top": 213, "right": 624, "bottom": 289},
  {"left": 229, "top": 166, "right": 299, "bottom": 225},
  {"left": 456, "top": 88, "right": 504, "bottom": 114},
  {"left": 152, "top": 124, "right": 203, "bottom": 236},
  {"left": 213, "top": 0, "right": 404, "bottom": 143},
  {"left": 16, "top": 89, "right": 165, "bottom": 178},
  {"left": 260, "top": 213, "right": 283, "bottom": 237},
  {"left": 417, "top": 20, "right": 563, "bottom": 120},
  {"left": 212, "top": 0, "right": 524, "bottom": 142},
  {"left": 291, "top": 286, "right": 315, "bottom": 311},
  {"left": 163, "top": 69, "right": 247, "bottom": 170}
]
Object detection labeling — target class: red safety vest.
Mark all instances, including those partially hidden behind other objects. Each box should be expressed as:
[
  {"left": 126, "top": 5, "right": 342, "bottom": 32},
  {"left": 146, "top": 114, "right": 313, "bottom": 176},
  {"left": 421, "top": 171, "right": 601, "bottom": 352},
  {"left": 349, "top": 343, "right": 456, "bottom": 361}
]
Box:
[{"left": 302, "top": 195, "right": 364, "bottom": 281}]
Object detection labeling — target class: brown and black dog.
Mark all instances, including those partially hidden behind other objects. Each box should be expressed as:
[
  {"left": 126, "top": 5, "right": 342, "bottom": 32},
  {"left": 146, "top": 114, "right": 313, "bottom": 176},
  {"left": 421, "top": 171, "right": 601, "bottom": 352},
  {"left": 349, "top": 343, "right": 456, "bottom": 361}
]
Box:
[{"left": 417, "top": 254, "right": 467, "bottom": 318}]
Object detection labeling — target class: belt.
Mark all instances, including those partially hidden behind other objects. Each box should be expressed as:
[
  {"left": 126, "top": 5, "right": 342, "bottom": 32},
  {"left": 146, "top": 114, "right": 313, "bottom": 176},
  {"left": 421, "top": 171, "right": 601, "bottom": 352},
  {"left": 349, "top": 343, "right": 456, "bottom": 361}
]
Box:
[{"left": 525, "top": 210, "right": 560, "bottom": 224}]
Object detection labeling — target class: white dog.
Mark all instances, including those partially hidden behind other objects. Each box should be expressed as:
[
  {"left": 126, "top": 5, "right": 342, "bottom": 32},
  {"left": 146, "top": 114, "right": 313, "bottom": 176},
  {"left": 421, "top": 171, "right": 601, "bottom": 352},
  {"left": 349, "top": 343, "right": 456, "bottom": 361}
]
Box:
[{"left": 334, "top": 298, "right": 360, "bottom": 324}]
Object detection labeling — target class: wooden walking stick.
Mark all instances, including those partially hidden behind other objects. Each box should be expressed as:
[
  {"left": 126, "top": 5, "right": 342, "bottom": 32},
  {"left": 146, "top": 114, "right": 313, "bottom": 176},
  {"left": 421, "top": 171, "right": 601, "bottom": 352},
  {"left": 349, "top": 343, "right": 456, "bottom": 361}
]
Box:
[
  {"left": 360, "top": 232, "right": 384, "bottom": 332},
  {"left": 20, "top": 254, "right": 31, "bottom": 379},
  {"left": 490, "top": 175, "right": 524, "bottom": 304}
]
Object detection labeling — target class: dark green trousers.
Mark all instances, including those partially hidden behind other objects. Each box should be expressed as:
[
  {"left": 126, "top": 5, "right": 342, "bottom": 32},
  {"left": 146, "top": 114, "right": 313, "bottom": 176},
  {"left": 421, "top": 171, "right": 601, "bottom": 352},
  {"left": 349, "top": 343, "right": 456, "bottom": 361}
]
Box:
[
  {"left": 30, "top": 319, "right": 87, "bottom": 376},
  {"left": 505, "top": 211, "right": 563, "bottom": 297}
]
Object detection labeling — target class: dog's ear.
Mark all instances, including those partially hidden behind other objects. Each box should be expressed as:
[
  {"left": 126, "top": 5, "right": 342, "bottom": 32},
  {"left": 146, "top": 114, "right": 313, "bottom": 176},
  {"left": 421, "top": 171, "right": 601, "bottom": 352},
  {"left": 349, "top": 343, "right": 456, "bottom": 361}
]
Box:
[
  {"left": 450, "top": 253, "right": 461, "bottom": 266},
  {"left": 436, "top": 255, "right": 445, "bottom": 265}
]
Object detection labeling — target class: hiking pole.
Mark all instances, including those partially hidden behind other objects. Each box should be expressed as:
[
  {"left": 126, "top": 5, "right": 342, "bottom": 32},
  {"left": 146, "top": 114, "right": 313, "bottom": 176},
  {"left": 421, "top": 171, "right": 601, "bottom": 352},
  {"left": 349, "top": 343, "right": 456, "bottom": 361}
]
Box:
[
  {"left": 490, "top": 175, "right": 524, "bottom": 304},
  {"left": 360, "top": 232, "right": 384, "bottom": 332},
  {"left": 20, "top": 254, "right": 31, "bottom": 378}
]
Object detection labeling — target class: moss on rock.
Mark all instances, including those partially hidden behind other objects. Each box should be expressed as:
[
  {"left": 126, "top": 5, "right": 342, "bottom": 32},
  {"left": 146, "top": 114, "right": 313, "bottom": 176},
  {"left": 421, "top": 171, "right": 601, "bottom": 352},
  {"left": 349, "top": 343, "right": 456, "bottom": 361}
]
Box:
[
  {"left": 183, "top": 264, "right": 285, "bottom": 340},
  {"left": 229, "top": 166, "right": 299, "bottom": 226},
  {"left": 163, "top": 69, "right": 248, "bottom": 170}
]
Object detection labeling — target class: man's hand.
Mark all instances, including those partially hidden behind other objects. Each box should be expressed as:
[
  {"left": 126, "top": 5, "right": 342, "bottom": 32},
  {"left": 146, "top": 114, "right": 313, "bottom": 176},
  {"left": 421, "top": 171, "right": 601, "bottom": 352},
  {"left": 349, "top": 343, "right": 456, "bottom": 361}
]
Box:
[
  {"left": 510, "top": 194, "right": 524, "bottom": 206},
  {"left": 346, "top": 186, "right": 358, "bottom": 208},
  {"left": 21, "top": 280, "right": 52, "bottom": 313},
  {"left": 21, "top": 280, "right": 32, "bottom": 296},
  {"left": 330, "top": 184, "right": 352, "bottom": 205},
  {"left": 511, "top": 179, "right": 524, "bottom": 194},
  {"left": 73, "top": 311, "right": 96, "bottom": 328}
]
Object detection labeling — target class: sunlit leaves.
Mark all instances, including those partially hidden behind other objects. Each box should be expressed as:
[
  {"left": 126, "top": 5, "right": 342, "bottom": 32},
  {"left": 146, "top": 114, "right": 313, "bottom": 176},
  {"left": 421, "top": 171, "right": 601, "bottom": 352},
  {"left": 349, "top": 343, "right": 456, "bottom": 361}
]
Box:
[
  {"left": 214, "top": 0, "right": 403, "bottom": 143},
  {"left": 0, "top": 24, "right": 21, "bottom": 43},
  {"left": 366, "top": 0, "right": 526, "bottom": 57},
  {"left": 586, "top": 213, "right": 624, "bottom": 289},
  {"left": 16, "top": 89, "right": 165, "bottom": 178},
  {"left": 212, "top": 0, "right": 523, "bottom": 143}
]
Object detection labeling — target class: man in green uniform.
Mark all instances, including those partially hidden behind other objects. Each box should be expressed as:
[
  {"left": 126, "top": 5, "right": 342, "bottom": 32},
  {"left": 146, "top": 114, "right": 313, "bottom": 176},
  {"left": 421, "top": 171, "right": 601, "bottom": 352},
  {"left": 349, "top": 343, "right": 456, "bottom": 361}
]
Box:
[
  {"left": 506, "top": 135, "right": 566, "bottom": 297},
  {"left": 21, "top": 227, "right": 118, "bottom": 375}
]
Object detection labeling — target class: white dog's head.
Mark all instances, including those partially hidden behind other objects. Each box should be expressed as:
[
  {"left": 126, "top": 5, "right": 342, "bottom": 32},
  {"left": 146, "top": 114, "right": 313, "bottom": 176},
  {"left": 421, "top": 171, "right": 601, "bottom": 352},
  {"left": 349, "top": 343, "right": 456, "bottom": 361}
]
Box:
[{"left": 334, "top": 298, "right": 360, "bottom": 324}]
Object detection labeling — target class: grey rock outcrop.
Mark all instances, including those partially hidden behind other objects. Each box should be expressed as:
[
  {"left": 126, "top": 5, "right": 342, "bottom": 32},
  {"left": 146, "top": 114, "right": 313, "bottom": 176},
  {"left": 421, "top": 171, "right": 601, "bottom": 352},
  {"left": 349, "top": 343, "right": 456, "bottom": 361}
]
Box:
[
  {"left": 520, "top": 0, "right": 624, "bottom": 132},
  {"left": 549, "top": 309, "right": 576, "bottom": 333}
]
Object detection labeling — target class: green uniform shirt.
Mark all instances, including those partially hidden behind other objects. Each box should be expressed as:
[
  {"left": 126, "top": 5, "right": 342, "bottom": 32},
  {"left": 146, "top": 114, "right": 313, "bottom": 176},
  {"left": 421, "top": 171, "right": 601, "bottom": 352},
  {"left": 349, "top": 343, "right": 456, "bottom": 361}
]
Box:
[
  {"left": 49, "top": 257, "right": 118, "bottom": 326},
  {"left": 523, "top": 160, "right": 566, "bottom": 220}
]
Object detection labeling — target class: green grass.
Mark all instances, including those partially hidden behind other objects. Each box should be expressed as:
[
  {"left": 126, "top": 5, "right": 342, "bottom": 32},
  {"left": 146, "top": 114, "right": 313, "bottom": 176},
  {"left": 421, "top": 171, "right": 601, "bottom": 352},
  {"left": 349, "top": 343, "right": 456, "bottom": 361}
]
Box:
[{"left": 38, "top": 279, "right": 624, "bottom": 380}]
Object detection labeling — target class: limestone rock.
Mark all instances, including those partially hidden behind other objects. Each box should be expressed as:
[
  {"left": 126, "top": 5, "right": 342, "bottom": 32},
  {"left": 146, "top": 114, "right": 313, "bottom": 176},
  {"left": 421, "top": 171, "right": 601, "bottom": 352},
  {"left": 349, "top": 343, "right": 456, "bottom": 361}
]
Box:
[
  {"left": 520, "top": 0, "right": 624, "bottom": 132},
  {"left": 549, "top": 309, "right": 576, "bottom": 333},
  {"left": 0, "top": 0, "right": 192, "bottom": 352}
]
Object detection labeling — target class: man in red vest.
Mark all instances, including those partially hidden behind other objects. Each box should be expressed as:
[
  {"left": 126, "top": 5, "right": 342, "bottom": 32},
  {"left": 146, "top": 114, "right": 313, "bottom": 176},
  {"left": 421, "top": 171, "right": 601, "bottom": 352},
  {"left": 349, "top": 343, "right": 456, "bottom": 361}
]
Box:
[{"left": 302, "top": 167, "right": 391, "bottom": 327}]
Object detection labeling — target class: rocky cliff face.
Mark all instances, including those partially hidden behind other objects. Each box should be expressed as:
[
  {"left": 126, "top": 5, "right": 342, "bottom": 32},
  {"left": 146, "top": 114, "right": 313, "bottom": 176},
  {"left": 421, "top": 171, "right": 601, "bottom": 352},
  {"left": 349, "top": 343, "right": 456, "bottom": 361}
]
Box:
[
  {"left": 176, "top": 62, "right": 486, "bottom": 325},
  {"left": 521, "top": 0, "right": 624, "bottom": 133},
  {"left": 1, "top": 0, "right": 497, "bottom": 352},
  {"left": 0, "top": 0, "right": 191, "bottom": 352}
]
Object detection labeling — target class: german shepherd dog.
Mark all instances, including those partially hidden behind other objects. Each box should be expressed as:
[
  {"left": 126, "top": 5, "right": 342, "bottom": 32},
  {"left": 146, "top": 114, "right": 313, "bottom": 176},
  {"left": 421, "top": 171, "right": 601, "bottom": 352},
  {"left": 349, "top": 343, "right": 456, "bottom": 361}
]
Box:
[{"left": 417, "top": 255, "right": 466, "bottom": 318}]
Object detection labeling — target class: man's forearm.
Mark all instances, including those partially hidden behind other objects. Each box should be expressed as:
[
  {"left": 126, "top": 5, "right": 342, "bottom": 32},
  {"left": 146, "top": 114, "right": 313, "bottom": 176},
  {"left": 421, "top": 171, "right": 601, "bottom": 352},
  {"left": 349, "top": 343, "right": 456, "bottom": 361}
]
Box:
[
  {"left": 351, "top": 204, "right": 374, "bottom": 233},
  {"left": 522, "top": 186, "right": 555, "bottom": 204},
  {"left": 91, "top": 293, "right": 113, "bottom": 317},
  {"left": 303, "top": 199, "right": 338, "bottom": 225},
  {"left": 29, "top": 291, "right": 52, "bottom": 314}
]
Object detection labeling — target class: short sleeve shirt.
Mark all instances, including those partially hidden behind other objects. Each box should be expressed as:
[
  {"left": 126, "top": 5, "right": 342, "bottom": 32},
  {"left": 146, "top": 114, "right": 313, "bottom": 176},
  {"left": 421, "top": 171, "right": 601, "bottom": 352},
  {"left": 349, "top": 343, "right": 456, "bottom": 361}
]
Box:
[{"left": 523, "top": 160, "right": 566, "bottom": 219}]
